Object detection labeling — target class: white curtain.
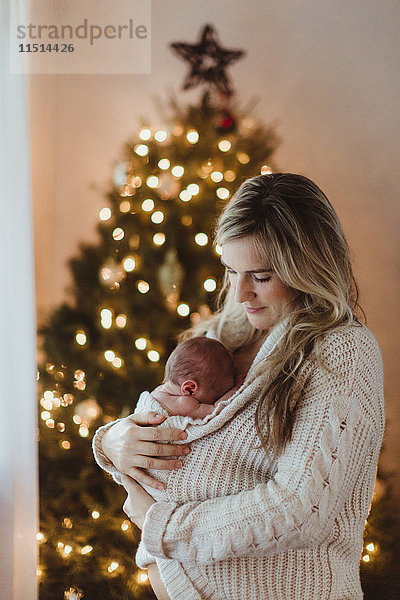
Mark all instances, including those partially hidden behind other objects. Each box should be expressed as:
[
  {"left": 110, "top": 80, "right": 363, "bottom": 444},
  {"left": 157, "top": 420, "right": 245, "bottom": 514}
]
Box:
[{"left": 0, "top": 0, "right": 38, "bottom": 598}]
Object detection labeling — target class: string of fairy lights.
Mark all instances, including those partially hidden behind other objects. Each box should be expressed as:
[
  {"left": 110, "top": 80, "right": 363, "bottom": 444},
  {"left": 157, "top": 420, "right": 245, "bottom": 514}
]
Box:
[{"left": 37, "top": 121, "right": 379, "bottom": 596}]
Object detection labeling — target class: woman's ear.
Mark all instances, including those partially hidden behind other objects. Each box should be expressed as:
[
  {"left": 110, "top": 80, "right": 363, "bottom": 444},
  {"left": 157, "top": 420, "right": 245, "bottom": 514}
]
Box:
[{"left": 180, "top": 379, "right": 199, "bottom": 396}]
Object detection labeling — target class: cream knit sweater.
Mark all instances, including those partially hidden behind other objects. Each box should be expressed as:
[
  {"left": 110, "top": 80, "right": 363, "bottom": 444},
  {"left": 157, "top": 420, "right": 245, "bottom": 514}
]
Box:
[{"left": 93, "top": 319, "right": 384, "bottom": 600}]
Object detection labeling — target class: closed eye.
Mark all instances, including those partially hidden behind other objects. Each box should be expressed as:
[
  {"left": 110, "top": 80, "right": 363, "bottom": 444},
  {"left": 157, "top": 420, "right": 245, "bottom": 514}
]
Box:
[{"left": 225, "top": 268, "right": 272, "bottom": 283}]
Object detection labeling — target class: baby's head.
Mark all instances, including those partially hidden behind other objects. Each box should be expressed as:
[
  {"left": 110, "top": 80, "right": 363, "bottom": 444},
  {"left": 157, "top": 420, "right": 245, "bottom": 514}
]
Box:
[{"left": 164, "top": 337, "right": 235, "bottom": 404}]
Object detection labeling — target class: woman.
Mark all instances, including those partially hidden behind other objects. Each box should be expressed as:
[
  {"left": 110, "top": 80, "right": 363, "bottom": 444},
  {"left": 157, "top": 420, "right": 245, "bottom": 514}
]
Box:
[{"left": 93, "top": 173, "right": 385, "bottom": 600}]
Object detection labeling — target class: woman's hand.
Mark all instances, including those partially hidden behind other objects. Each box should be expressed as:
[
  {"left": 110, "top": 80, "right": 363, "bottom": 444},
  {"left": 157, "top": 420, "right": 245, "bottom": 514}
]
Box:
[
  {"left": 101, "top": 411, "right": 189, "bottom": 490},
  {"left": 121, "top": 474, "right": 155, "bottom": 530}
]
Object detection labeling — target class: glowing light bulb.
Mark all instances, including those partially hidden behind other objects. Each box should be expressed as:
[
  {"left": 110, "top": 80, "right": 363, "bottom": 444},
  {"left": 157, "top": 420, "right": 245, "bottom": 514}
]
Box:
[
  {"left": 79, "top": 425, "right": 89, "bottom": 437},
  {"left": 46, "top": 419, "right": 55, "bottom": 428},
  {"left": 73, "top": 415, "right": 82, "bottom": 425},
  {"left": 36, "top": 532, "right": 45, "bottom": 542},
  {"left": 216, "top": 187, "right": 230, "bottom": 200},
  {"left": 41, "top": 398, "right": 53, "bottom": 410},
  {"left": 119, "top": 200, "right": 131, "bottom": 213},
  {"left": 132, "top": 175, "right": 142, "bottom": 187},
  {"left": 179, "top": 190, "right": 192, "bottom": 202},
  {"left": 134, "top": 144, "right": 149, "bottom": 156},
  {"left": 135, "top": 338, "right": 147, "bottom": 350},
  {"left": 237, "top": 152, "right": 250, "bottom": 164},
  {"left": 91, "top": 510, "right": 100, "bottom": 519},
  {"left": 112, "top": 227, "right": 124, "bottom": 241},
  {"left": 41, "top": 411, "right": 50, "bottom": 421},
  {"left": 112, "top": 357, "right": 122, "bottom": 369},
  {"left": 203, "top": 278, "right": 217, "bottom": 292},
  {"left": 81, "top": 545, "right": 93, "bottom": 555},
  {"left": 74, "top": 369, "right": 85, "bottom": 381},
  {"left": 218, "top": 139, "right": 231, "bottom": 152},
  {"left": 195, "top": 233, "right": 208, "bottom": 246},
  {"left": 153, "top": 232, "right": 166, "bottom": 245},
  {"left": 57, "top": 422, "right": 66, "bottom": 432},
  {"left": 158, "top": 158, "right": 170, "bottom": 170},
  {"left": 186, "top": 130, "right": 199, "bottom": 144},
  {"left": 154, "top": 130, "right": 167, "bottom": 142},
  {"left": 137, "top": 280, "right": 150, "bottom": 294},
  {"left": 187, "top": 183, "right": 200, "bottom": 195},
  {"left": 121, "top": 520, "right": 130, "bottom": 531},
  {"left": 224, "top": 170, "right": 236, "bottom": 181},
  {"left": 74, "top": 380, "right": 86, "bottom": 391},
  {"left": 181, "top": 215, "right": 192, "bottom": 226},
  {"left": 146, "top": 175, "right": 159, "bottom": 188},
  {"left": 177, "top": 303, "right": 190, "bottom": 317},
  {"left": 123, "top": 257, "right": 136, "bottom": 272},
  {"left": 101, "top": 308, "right": 112, "bottom": 329},
  {"left": 44, "top": 390, "right": 54, "bottom": 400},
  {"left": 171, "top": 165, "right": 184, "bottom": 177},
  {"left": 147, "top": 350, "right": 160, "bottom": 362},
  {"left": 142, "top": 198, "right": 154, "bottom": 211},
  {"left": 138, "top": 571, "right": 149, "bottom": 583},
  {"left": 99, "top": 207, "right": 111, "bottom": 221},
  {"left": 116, "top": 314, "right": 127, "bottom": 328},
  {"left": 366, "top": 543, "right": 375, "bottom": 552},
  {"left": 211, "top": 171, "right": 223, "bottom": 183},
  {"left": 261, "top": 165, "right": 272, "bottom": 175},
  {"left": 61, "top": 440, "right": 71, "bottom": 450},
  {"left": 151, "top": 210, "right": 164, "bottom": 223},
  {"left": 215, "top": 244, "right": 222, "bottom": 256},
  {"left": 108, "top": 561, "right": 119, "bottom": 573},
  {"left": 362, "top": 555, "right": 370, "bottom": 563},
  {"left": 104, "top": 350, "right": 116, "bottom": 362},
  {"left": 139, "top": 128, "right": 151, "bottom": 140},
  {"left": 63, "top": 545, "right": 72, "bottom": 557},
  {"left": 75, "top": 331, "right": 87, "bottom": 346}
]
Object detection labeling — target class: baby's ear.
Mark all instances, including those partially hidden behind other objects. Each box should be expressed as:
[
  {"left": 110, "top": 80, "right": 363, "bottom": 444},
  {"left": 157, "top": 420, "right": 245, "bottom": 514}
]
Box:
[{"left": 181, "top": 379, "right": 199, "bottom": 396}]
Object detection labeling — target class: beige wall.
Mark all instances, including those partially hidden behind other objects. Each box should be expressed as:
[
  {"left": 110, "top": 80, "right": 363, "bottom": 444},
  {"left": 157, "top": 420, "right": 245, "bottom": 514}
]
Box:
[{"left": 30, "top": 1, "right": 400, "bottom": 491}]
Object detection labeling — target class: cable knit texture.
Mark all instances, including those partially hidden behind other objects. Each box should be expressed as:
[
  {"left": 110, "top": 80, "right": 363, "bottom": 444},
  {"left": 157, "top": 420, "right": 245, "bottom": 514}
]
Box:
[{"left": 92, "top": 319, "right": 384, "bottom": 600}]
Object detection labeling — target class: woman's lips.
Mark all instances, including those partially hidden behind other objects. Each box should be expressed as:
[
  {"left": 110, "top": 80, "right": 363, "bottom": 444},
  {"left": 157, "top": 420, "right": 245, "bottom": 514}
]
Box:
[{"left": 245, "top": 306, "right": 265, "bottom": 314}]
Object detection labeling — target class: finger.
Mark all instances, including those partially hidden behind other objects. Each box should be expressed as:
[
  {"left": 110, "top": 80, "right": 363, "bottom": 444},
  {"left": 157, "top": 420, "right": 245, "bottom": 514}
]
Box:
[
  {"left": 134, "top": 455, "right": 184, "bottom": 472},
  {"left": 126, "top": 466, "right": 166, "bottom": 490},
  {"left": 131, "top": 412, "right": 166, "bottom": 426},
  {"left": 120, "top": 474, "right": 140, "bottom": 492},
  {"left": 136, "top": 441, "right": 190, "bottom": 457},
  {"left": 137, "top": 426, "right": 188, "bottom": 442}
]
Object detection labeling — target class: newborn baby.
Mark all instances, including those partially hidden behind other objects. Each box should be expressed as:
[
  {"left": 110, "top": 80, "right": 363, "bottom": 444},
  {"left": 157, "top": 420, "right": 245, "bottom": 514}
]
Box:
[
  {"left": 151, "top": 336, "right": 237, "bottom": 419},
  {"left": 93, "top": 336, "right": 242, "bottom": 587}
]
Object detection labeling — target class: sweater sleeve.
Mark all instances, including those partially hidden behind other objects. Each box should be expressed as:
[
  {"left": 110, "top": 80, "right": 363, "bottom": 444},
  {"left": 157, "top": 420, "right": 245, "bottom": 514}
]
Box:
[{"left": 141, "top": 328, "right": 383, "bottom": 564}]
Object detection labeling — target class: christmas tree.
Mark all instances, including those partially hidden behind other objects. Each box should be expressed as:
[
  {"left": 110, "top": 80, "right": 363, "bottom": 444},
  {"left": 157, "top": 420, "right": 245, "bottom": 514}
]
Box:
[
  {"left": 37, "top": 24, "right": 278, "bottom": 599},
  {"left": 37, "top": 24, "right": 399, "bottom": 600}
]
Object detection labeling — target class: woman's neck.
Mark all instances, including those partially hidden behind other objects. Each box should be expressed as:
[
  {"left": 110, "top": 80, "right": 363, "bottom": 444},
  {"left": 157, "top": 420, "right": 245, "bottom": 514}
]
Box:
[{"left": 233, "top": 334, "right": 267, "bottom": 376}]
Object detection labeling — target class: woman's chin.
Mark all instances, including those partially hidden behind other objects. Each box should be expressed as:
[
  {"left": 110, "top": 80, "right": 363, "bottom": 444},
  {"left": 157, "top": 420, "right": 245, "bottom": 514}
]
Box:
[{"left": 246, "top": 312, "right": 272, "bottom": 331}]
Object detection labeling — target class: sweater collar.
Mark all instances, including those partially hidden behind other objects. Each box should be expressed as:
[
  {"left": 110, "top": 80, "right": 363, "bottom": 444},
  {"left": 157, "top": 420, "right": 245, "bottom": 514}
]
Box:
[{"left": 251, "top": 316, "right": 290, "bottom": 368}]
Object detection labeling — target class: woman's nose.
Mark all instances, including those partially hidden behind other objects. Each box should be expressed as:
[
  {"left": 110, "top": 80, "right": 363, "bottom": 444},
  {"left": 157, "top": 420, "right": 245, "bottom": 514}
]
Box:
[{"left": 234, "top": 275, "right": 255, "bottom": 303}]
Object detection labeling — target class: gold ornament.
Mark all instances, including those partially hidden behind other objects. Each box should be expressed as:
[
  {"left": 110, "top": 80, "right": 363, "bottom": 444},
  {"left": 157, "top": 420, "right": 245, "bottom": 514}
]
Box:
[{"left": 158, "top": 249, "right": 184, "bottom": 310}]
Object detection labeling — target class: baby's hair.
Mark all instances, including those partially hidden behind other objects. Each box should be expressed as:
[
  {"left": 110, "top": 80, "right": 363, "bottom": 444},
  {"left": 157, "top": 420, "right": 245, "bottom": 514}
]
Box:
[{"left": 165, "top": 337, "right": 235, "bottom": 397}]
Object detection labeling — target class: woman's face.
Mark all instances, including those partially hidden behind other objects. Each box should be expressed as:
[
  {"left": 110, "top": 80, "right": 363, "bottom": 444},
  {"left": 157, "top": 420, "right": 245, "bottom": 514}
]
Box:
[{"left": 221, "top": 236, "right": 296, "bottom": 332}]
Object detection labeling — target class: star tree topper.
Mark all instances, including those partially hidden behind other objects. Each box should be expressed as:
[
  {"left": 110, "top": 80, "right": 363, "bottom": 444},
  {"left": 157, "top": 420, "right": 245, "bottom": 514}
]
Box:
[{"left": 170, "top": 24, "right": 245, "bottom": 96}]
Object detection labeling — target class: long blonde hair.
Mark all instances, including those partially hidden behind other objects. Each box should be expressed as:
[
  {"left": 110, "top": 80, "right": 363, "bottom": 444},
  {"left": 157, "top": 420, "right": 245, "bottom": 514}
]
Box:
[{"left": 185, "top": 173, "right": 364, "bottom": 456}]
